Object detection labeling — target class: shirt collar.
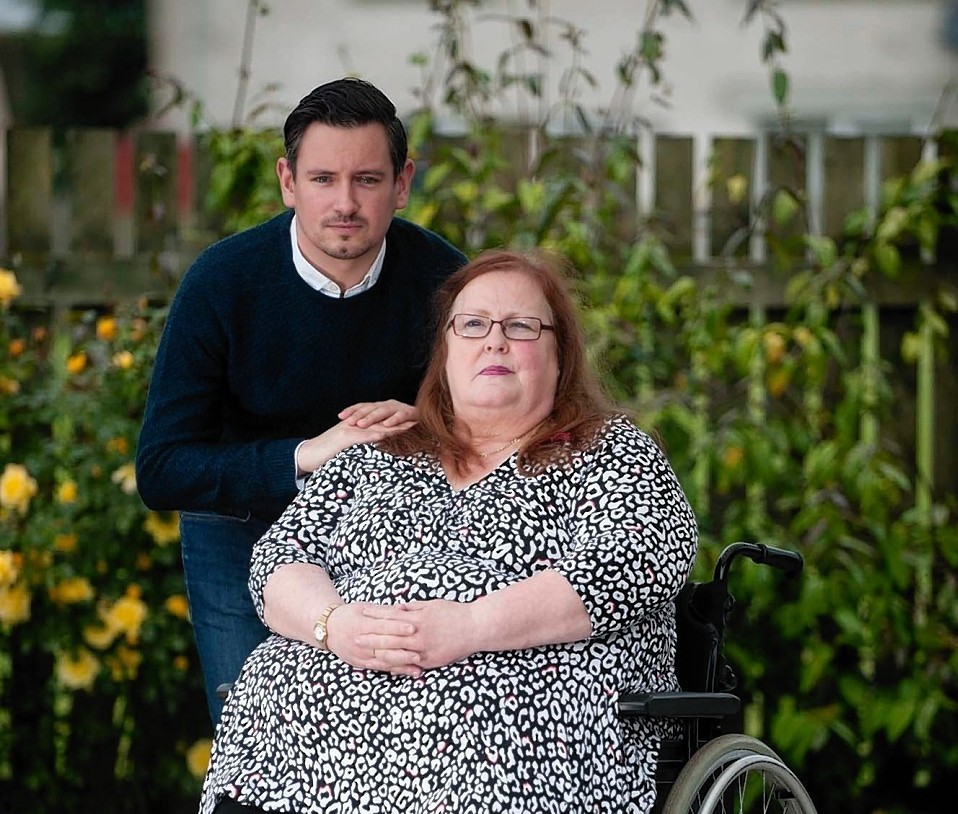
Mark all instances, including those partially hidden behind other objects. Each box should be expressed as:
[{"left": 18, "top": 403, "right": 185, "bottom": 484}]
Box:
[{"left": 289, "top": 214, "right": 386, "bottom": 298}]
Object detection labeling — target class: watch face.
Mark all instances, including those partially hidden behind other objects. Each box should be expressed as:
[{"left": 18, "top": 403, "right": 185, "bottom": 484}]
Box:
[{"left": 314, "top": 621, "right": 327, "bottom": 644}]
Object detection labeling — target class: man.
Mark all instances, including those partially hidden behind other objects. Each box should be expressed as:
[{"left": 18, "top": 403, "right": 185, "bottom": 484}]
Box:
[{"left": 135, "top": 78, "right": 466, "bottom": 725}]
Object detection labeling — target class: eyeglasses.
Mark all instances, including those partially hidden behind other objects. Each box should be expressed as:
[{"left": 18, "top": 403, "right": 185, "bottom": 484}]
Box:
[{"left": 447, "top": 313, "right": 556, "bottom": 341}]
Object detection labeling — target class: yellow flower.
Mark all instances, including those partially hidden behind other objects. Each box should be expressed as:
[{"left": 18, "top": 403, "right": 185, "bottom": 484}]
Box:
[
  {"left": 49, "top": 576, "right": 94, "bottom": 605},
  {"left": 0, "top": 269, "right": 22, "bottom": 308},
  {"left": 0, "top": 550, "right": 22, "bottom": 586},
  {"left": 164, "top": 594, "right": 190, "bottom": 620},
  {"left": 84, "top": 622, "right": 118, "bottom": 650},
  {"left": 0, "top": 584, "right": 31, "bottom": 626},
  {"left": 112, "top": 350, "right": 135, "bottom": 370},
  {"left": 8, "top": 338, "right": 25, "bottom": 357},
  {"left": 55, "top": 648, "right": 100, "bottom": 691},
  {"left": 0, "top": 376, "right": 19, "bottom": 395},
  {"left": 726, "top": 173, "right": 749, "bottom": 206},
  {"left": 111, "top": 463, "right": 137, "bottom": 495},
  {"left": 0, "top": 463, "right": 39, "bottom": 515},
  {"left": 106, "top": 437, "right": 130, "bottom": 455},
  {"left": 54, "top": 533, "right": 78, "bottom": 553},
  {"left": 144, "top": 511, "right": 180, "bottom": 546},
  {"left": 104, "top": 594, "right": 148, "bottom": 643},
  {"left": 96, "top": 317, "right": 117, "bottom": 341},
  {"left": 174, "top": 655, "right": 189, "bottom": 671},
  {"left": 135, "top": 552, "right": 152, "bottom": 571},
  {"left": 57, "top": 479, "right": 78, "bottom": 505},
  {"left": 186, "top": 738, "right": 213, "bottom": 779},
  {"left": 66, "top": 351, "right": 87, "bottom": 374},
  {"left": 107, "top": 645, "right": 142, "bottom": 681},
  {"left": 722, "top": 446, "right": 745, "bottom": 470}
]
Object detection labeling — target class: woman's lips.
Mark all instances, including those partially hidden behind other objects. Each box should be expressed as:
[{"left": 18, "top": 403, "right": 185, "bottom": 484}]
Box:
[{"left": 480, "top": 366, "right": 511, "bottom": 375}]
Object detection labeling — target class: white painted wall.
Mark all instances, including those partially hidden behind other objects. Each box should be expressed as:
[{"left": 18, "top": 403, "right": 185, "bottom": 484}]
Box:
[{"left": 148, "top": 0, "right": 958, "bottom": 136}]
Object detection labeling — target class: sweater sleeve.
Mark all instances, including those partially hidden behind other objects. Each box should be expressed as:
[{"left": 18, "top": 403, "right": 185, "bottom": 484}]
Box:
[
  {"left": 550, "top": 416, "right": 698, "bottom": 637},
  {"left": 134, "top": 258, "right": 301, "bottom": 518}
]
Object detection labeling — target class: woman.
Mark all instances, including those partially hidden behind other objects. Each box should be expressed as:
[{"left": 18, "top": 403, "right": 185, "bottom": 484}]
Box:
[{"left": 200, "top": 248, "right": 698, "bottom": 814}]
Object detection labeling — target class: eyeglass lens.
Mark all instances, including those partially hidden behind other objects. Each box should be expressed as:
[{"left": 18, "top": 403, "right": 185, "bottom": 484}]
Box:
[{"left": 451, "top": 314, "right": 546, "bottom": 340}]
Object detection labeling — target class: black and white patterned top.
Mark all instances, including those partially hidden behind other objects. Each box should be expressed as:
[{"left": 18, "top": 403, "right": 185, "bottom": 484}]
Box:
[{"left": 199, "top": 415, "right": 698, "bottom": 814}]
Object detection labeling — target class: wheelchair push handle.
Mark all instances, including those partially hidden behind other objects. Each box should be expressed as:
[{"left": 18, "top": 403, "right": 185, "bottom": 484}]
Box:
[{"left": 714, "top": 542, "right": 803, "bottom": 583}]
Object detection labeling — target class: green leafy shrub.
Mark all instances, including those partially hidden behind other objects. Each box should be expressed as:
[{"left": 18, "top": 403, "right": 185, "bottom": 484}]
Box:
[{"left": 0, "top": 286, "right": 209, "bottom": 812}]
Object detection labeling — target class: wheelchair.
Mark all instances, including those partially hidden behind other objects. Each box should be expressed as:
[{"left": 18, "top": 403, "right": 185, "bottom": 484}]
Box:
[{"left": 619, "top": 541, "right": 818, "bottom": 814}]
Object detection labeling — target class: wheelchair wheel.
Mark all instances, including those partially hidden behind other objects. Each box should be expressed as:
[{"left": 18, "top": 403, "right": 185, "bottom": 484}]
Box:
[{"left": 662, "top": 733, "right": 817, "bottom": 814}]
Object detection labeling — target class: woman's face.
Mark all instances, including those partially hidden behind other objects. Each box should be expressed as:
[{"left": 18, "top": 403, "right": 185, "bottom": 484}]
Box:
[{"left": 444, "top": 270, "right": 559, "bottom": 428}]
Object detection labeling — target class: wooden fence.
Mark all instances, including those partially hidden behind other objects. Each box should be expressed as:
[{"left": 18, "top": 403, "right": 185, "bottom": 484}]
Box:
[{"left": 2, "top": 126, "right": 956, "bottom": 502}]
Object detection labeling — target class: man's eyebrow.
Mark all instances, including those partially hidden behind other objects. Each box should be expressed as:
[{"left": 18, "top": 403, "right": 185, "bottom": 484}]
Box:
[{"left": 304, "top": 168, "right": 388, "bottom": 176}]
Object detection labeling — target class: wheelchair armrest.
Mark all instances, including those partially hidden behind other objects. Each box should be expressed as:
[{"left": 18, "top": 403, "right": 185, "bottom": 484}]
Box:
[{"left": 618, "top": 691, "right": 741, "bottom": 719}]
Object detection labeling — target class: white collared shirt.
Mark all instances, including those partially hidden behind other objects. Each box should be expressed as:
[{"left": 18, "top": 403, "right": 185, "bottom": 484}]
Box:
[{"left": 289, "top": 214, "right": 386, "bottom": 298}]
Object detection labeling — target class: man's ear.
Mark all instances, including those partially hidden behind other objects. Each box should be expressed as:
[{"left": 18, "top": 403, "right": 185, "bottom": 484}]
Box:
[
  {"left": 395, "top": 158, "right": 415, "bottom": 208},
  {"left": 277, "top": 157, "right": 296, "bottom": 208}
]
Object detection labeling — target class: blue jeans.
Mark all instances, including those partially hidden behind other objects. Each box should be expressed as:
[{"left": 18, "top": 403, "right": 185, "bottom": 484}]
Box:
[{"left": 180, "top": 511, "right": 272, "bottom": 726}]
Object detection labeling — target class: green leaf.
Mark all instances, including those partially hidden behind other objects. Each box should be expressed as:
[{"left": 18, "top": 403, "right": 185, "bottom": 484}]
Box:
[
  {"left": 873, "top": 241, "right": 901, "bottom": 278},
  {"left": 772, "top": 188, "right": 799, "bottom": 226},
  {"left": 771, "top": 68, "right": 789, "bottom": 106}
]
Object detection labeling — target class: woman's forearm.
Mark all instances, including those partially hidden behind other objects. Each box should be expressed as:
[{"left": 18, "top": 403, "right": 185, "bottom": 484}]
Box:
[
  {"left": 262, "top": 563, "right": 342, "bottom": 644},
  {"left": 470, "top": 570, "right": 592, "bottom": 653}
]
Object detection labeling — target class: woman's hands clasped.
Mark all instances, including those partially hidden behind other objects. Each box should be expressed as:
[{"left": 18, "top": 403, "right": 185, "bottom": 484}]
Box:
[{"left": 327, "top": 600, "right": 480, "bottom": 678}]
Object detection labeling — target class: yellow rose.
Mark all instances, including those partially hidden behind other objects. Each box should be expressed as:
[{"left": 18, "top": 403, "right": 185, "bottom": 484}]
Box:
[
  {"left": 112, "top": 350, "right": 135, "bottom": 370},
  {"left": 0, "top": 584, "right": 31, "bottom": 626},
  {"left": 49, "top": 576, "right": 94, "bottom": 605},
  {"left": 111, "top": 463, "right": 137, "bottom": 495},
  {"left": 164, "top": 594, "right": 190, "bottom": 620},
  {"left": 84, "top": 619, "right": 120, "bottom": 649},
  {"left": 144, "top": 511, "right": 180, "bottom": 546},
  {"left": 0, "top": 376, "right": 19, "bottom": 395},
  {"left": 8, "top": 338, "right": 26, "bottom": 357},
  {"left": 107, "top": 645, "right": 142, "bottom": 681},
  {"left": 104, "top": 594, "right": 148, "bottom": 643},
  {"left": 186, "top": 738, "right": 213, "bottom": 779},
  {"left": 54, "top": 533, "right": 78, "bottom": 553},
  {"left": 96, "top": 317, "right": 117, "bottom": 341},
  {"left": 0, "top": 269, "right": 22, "bottom": 308},
  {"left": 173, "top": 655, "right": 189, "bottom": 671},
  {"left": 0, "top": 463, "right": 39, "bottom": 515},
  {"left": 0, "top": 550, "right": 22, "bottom": 586},
  {"left": 106, "top": 437, "right": 130, "bottom": 455},
  {"left": 55, "top": 648, "right": 100, "bottom": 691},
  {"left": 57, "top": 480, "right": 78, "bottom": 505},
  {"left": 722, "top": 446, "right": 745, "bottom": 470},
  {"left": 66, "top": 351, "right": 87, "bottom": 374}
]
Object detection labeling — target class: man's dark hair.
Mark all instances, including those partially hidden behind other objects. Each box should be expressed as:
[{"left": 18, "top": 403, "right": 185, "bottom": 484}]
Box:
[{"left": 283, "top": 77, "right": 408, "bottom": 178}]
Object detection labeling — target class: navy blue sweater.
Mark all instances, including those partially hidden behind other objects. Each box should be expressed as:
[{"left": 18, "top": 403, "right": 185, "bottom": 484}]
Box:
[{"left": 135, "top": 211, "right": 465, "bottom": 522}]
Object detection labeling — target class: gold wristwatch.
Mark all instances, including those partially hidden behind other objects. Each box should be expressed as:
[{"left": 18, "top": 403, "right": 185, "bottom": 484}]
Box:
[{"left": 312, "top": 604, "right": 341, "bottom": 650}]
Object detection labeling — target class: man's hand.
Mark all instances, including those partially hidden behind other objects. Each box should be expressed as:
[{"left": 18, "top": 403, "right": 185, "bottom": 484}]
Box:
[
  {"left": 338, "top": 400, "right": 419, "bottom": 429},
  {"left": 295, "top": 400, "right": 418, "bottom": 476}
]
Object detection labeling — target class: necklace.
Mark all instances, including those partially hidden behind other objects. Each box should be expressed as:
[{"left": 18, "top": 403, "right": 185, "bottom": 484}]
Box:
[{"left": 476, "top": 426, "right": 537, "bottom": 459}]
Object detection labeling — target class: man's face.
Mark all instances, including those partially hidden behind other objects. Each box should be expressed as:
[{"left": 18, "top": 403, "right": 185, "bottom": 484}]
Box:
[{"left": 276, "top": 121, "right": 414, "bottom": 286}]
